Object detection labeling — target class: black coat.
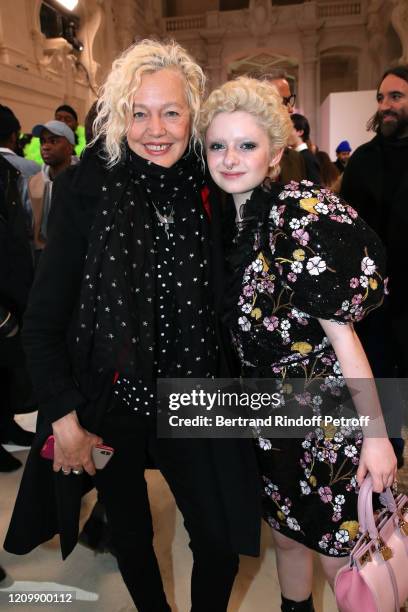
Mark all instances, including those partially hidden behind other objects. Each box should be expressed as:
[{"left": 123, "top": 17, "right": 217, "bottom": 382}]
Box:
[
  {"left": 4, "top": 147, "right": 261, "bottom": 559},
  {"left": 0, "top": 155, "right": 33, "bottom": 319},
  {"left": 0, "top": 155, "right": 34, "bottom": 407},
  {"left": 341, "top": 136, "right": 385, "bottom": 232},
  {"left": 341, "top": 134, "right": 408, "bottom": 314},
  {"left": 299, "top": 148, "right": 321, "bottom": 184},
  {"left": 341, "top": 135, "right": 408, "bottom": 376}
]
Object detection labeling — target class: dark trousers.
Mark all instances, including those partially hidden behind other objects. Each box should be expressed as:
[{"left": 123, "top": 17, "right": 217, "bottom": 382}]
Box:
[{"left": 94, "top": 415, "right": 239, "bottom": 612}]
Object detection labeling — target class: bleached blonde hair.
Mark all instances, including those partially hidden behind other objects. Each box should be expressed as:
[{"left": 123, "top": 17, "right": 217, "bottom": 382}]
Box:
[
  {"left": 92, "top": 39, "right": 206, "bottom": 167},
  {"left": 199, "top": 77, "right": 292, "bottom": 177}
]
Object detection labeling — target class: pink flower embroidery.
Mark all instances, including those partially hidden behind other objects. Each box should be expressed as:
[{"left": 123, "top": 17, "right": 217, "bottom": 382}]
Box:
[
  {"left": 263, "top": 316, "right": 279, "bottom": 331},
  {"left": 292, "top": 228, "right": 310, "bottom": 246},
  {"left": 243, "top": 285, "right": 254, "bottom": 297},
  {"left": 329, "top": 215, "right": 344, "bottom": 223},
  {"left": 318, "top": 486, "right": 333, "bottom": 503},
  {"left": 352, "top": 293, "right": 363, "bottom": 305}
]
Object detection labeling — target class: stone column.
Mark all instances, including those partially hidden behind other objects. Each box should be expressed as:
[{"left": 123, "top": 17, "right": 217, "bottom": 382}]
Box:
[
  {"left": 366, "top": 0, "right": 388, "bottom": 85},
  {"left": 391, "top": 0, "right": 408, "bottom": 64},
  {"left": 200, "top": 14, "right": 225, "bottom": 91},
  {"left": 111, "top": 0, "right": 138, "bottom": 53},
  {"left": 299, "top": 29, "right": 319, "bottom": 144}
]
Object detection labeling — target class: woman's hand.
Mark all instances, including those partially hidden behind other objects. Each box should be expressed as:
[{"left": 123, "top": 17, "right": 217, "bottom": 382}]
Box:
[
  {"left": 52, "top": 411, "right": 103, "bottom": 476},
  {"left": 357, "top": 437, "right": 397, "bottom": 492}
]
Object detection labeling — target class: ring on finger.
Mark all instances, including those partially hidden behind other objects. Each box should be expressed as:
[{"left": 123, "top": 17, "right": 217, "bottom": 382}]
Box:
[{"left": 72, "top": 468, "right": 83, "bottom": 476}]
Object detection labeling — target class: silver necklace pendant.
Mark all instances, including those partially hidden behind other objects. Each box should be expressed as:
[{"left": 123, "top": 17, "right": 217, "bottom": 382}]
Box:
[{"left": 151, "top": 201, "right": 174, "bottom": 239}]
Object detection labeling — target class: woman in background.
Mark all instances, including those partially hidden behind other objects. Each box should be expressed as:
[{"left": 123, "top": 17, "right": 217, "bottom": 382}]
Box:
[{"left": 315, "top": 150, "right": 341, "bottom": 192}]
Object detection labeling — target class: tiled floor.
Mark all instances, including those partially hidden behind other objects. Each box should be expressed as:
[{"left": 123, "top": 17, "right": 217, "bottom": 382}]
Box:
[{"left": 0, "top": 414, "right": 406, "bottom": 611}]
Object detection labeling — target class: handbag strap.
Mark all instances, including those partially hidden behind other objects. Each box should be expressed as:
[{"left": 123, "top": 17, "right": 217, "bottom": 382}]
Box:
[
  {"left": 358, "top": 475, "right": 396, "bottom": 538},
  {"left": 385, "top": 560, "right": 402, "bottom": 612},
  {"left": 358, "top": 476, "right": 401, "bottom": 612}
]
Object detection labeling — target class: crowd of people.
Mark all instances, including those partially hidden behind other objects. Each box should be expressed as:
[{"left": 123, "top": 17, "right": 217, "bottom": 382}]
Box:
[{"left": 1, "top": 38, "right": 407, "bottom": 611}]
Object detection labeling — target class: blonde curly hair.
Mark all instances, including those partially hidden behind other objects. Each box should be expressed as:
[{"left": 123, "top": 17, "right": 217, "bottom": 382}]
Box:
[
  {"left": 199, "top": 77, "right": 292, "bottom": 177},
  {"left": 92, "top": 39, "right": 206, "bottom": 167}
]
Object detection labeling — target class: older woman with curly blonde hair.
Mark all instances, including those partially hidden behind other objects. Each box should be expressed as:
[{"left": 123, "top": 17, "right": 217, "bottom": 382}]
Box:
[
  {"left": 200, "top": 77, "right": 396, "bottom": 612},
  {"left": 5, "top": 43, "right": 261, "bottom": 611}
]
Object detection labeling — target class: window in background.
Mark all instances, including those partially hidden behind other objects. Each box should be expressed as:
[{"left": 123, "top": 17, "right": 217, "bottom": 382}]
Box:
[{"left": 40, "top": 1, "right": 82, "bottom": 50}]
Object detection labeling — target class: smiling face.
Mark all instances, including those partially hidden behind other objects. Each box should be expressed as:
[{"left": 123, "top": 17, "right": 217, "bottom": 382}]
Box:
[
  {"left": 205, "top": 111, "right": 281, "bottom": 208},
  {"left": 126, "top": 68, "right": 191, "bottom": 167},
  {"left": 376, "top": 74, "right": 408, "bottom": 139}
]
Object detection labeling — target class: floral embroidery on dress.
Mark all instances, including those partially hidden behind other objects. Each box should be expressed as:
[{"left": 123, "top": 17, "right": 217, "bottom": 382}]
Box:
[
  {"left": 263, "top": 477, "right": 304, "bottom": 535},
  {"left": 225, "top": 180, "right": 387, "bottom": 556}
]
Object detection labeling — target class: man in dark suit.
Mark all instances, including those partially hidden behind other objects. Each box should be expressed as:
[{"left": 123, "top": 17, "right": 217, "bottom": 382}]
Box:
[{"left": 341, "top": 64, "right": 408, "bottom": 466}]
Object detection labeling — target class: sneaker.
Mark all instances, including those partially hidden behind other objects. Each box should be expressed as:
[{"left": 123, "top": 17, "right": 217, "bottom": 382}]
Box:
[
  {"left": 0, "top": 421, "right": 35, "bottom": 447},
  {"left": 0, "top": 445, "right": 22, "bottom": 472}
]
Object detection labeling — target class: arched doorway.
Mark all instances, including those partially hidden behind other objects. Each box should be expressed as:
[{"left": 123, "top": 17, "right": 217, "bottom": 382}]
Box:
[
  {"left": 319, "top": 47, "right": 360, "bottom": 104},
  {"left": 226, "top": 50, "right": 299, "bottom": 90}
]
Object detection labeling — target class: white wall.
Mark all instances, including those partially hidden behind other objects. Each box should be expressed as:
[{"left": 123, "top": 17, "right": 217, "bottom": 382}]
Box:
[{"left": 319, "top": 90, "right": 377, "bottom": 160}]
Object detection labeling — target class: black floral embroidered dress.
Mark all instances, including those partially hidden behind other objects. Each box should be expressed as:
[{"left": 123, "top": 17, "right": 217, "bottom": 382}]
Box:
[{"left": 224, "top": 180, "right": 386, "bottom": 556}]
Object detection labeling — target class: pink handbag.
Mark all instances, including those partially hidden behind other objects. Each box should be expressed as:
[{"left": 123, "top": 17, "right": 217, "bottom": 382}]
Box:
[{"left": 335, "top": 475, "right": 408, "bottom": 612}]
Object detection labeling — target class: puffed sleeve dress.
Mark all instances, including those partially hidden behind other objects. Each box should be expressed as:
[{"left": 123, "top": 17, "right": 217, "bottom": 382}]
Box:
[{"left": 223, "top": 179, "right": 387, "bottom": 556}]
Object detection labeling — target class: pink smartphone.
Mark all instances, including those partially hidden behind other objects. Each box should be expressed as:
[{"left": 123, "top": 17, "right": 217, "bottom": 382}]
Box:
[{"left": 40, "top": 435, "right": 114, "bottom": 470}]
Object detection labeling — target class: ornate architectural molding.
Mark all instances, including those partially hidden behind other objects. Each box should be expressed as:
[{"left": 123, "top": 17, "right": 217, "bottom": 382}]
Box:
[
  {"left": 77, "top": 0, "right": 105, "bottom": 90},
  {"left": 248, "top": 0, "right": 277, "bottom": 45},
  {"left": 40, "top": 37, "right": 75, "bottom": 75},
  {"left": 390, "top": 0, "right": 408, "bottom": 64},
  {"left": 0, "top": 0, "right": 380, "bottom": 139}
]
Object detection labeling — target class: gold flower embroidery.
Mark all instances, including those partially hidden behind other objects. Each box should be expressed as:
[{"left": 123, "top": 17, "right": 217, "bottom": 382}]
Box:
[
  {"left": 258, "top": 251, "right": 269, "bottom": 272},
  {"left": 251, "top": 308, "right": 262, "bottom": 320},
  {"left": 323, "top": 423, "right": 337, "bottom": 440},
  {"left": 291, "top": 341, "right": 313, "bottom": 355},
  {"left": 293, "top": 249, "right": 306, "bottom": 261},
  {"left": 340, "top": 520, "right": 359, "bottom": 541},
  {"left": 299, "top": 198, "right": 319, "bottom": 213}
]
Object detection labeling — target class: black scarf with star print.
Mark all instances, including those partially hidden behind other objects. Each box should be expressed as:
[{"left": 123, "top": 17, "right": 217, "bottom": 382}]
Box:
[{"left": 75, "top": 146, "right": 218, "bottom": 392}]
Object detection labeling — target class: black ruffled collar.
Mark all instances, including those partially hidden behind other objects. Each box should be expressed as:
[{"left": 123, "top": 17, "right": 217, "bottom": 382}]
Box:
[
  {"left": 238, "top": 180, "right": 280, "bottom": 222},
  {"left": 222, "top": 180, "right": 283, "bottom": 253}
]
